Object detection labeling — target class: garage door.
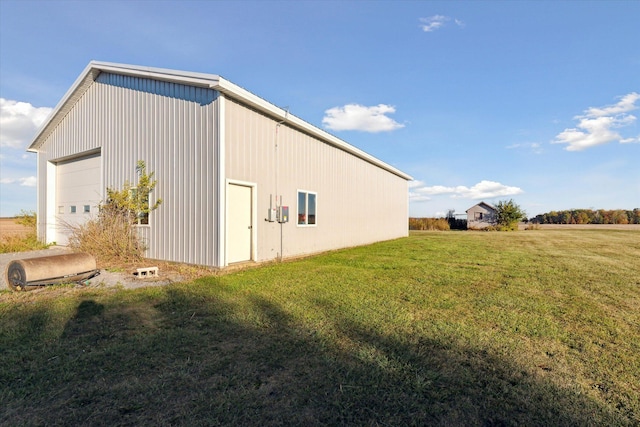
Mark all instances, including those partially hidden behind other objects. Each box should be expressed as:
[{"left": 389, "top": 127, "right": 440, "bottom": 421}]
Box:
[{"left": 56, "top": 152, "right": 102, "bottom": 245}]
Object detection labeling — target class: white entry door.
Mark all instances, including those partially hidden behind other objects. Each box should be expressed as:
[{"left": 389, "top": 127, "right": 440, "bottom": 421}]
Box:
[{"left": 227, "top": 183, "right": 253, "bottom": 263}]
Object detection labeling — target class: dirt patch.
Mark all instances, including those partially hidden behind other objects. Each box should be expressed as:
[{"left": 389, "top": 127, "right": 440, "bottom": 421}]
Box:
[
  {"left": 0, "top": 218, "right": 30, "bottom": 239},
  {"left": 0, "top": 247, "right": 192, "bottom": 291}
]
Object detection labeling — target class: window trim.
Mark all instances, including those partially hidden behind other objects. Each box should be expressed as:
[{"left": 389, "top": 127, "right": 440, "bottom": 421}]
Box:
[{"left": 297, "top": 189, "right": 317, "bottom": 227}]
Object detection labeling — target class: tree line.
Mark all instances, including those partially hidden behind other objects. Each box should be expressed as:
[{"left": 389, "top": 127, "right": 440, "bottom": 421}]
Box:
[{"left": 531, "top": 209, "right": 640, "bottom": 225}]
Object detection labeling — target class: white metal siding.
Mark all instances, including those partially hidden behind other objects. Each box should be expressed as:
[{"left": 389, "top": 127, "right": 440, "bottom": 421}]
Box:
[
  {"left": 35, "top": 73, "right": 222, "bottom": 266},
  {"left": 224, "top": 97, "right": 408, "bottom": 262}
]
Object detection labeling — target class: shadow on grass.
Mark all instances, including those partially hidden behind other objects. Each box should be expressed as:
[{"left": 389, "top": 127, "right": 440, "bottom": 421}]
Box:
[{"left": 0, "top": 286, "right": 628, "bottom": 426}]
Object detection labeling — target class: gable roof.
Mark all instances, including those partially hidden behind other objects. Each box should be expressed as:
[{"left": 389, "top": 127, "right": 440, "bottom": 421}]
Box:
[
  {"left": 28, "top": 61, "right": 412, "bottom": 181},
  {"left": 465, "top": 201, "right": 496, "bottom": 213}
]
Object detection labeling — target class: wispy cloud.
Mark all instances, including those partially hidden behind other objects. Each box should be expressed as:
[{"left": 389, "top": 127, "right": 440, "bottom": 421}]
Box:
[
  {"left": 0, "top": 176, "right": 37, "bottom": 187},
  {"left": 409, "top": 180, "right": 523, "bottom": 201},
  {"left": 419, "top": 15, "right": 465, "bottom": 32},
  {"left": 0, "top": 98, "right": 52, "bottom": 149},
  {"left": 552, "top": 92, "right": 640, "bottom": 151},
  {"left": 408, "top": 180, "right": 431, "bottom": 202},
  {"left": 506, "top": 142, "right": 543, "bottom": 154},
  {"left": 322, "top": 104, "right": 404, "bottom": 133}
]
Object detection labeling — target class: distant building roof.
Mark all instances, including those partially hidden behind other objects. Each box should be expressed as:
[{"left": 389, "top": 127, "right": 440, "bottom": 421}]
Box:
[{"left": 465, "top": 201, "right": 496, "bottom": 213}]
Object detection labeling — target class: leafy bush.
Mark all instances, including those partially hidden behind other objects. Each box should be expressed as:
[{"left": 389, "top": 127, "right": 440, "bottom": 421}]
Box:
[
  {"left": 14, "top": 210, "right": 38, "bottom": 228},
  {"left": 495, "top": 199, "right": 525, "bottom": 231}
]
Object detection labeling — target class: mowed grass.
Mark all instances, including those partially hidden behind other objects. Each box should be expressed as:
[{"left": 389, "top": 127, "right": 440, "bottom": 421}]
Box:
[{"left": 1, "top": 230, "right": 639, "bottom": 426}]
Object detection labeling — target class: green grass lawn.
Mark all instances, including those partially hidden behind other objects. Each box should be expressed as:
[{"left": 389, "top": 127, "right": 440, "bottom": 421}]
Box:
[{"left": 1, "top": 230, "right": 639, "bottom": 426}]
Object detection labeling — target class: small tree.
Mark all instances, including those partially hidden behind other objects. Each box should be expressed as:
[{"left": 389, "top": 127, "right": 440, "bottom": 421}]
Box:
[
  {"left": 106, "top": 160, "right": 162, "bottom": 225},
  {"left": 68, "top": 160, "right": 161, "bottom": 265},
  {"left": 495, "top": 199, "right": 526, "bottom": 231}
]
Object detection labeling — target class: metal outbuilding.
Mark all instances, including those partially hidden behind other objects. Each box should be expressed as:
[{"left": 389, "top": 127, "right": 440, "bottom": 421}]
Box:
[{"left": 28, "top": 61, "right": 412, "bottom": 268}]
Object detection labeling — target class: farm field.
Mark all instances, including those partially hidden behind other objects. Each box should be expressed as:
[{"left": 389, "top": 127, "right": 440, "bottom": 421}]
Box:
[
  {"left": 1, "top": 230, "right": 639, "bottom": 425},
  {"left": 0, "top": 217, "right": 30, "bottom": 239}
]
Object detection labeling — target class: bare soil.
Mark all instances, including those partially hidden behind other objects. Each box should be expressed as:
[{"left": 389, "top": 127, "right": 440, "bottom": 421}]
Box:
[
  {"left": 0, "top": 247, "right": 188, "bottom": 291},
  {"left": 0, "top": 218, "right": 30, "bottom": 239}
]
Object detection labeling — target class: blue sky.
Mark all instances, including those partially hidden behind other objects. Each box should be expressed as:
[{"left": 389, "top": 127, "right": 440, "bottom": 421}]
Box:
[{"left": 1, "top": 0, "right": 639, "bottom": 218}]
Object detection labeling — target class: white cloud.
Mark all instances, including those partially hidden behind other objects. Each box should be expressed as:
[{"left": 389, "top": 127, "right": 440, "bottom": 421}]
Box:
[
  {"left": 410, "top": 180, "right": 523, "bottom": 200},
  {"left": 420, "top": 15, "right": 449, "bottom": 32},
  {"left": 20, "top": 176, "right": 37, "bottom": 187},
  {"left": 419, "top": 15, "right": 464, "bottom": 32},
  {"left": 408, "top": 180, "right": 431, "bottom": 202},
  {"left": 585, "top": 92, "right": 640, "bottom": 117},
  {"left": 322, "top": 103, "right": 404, "bottom": 133},
  {"left": 409, "top": 192, "right": 431, "bottom": 202},
  {"left": 0, "top": 176, "right": 37, "bottom": 187},
  {"left": 552, "top": 92, "right": 640, "bottom": 151},
  {"left": 0, "top": 98, "right": 53, "bottom": 149}
]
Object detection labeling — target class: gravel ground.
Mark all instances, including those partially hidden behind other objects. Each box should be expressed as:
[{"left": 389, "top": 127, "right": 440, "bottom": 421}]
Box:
[{"left": 1, "top": 247, "right": 183, "bottom": 291}]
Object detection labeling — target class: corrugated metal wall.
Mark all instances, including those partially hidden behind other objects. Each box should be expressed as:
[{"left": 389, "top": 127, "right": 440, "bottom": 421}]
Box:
[
  {"left": 224, "top": 97, "right": 408, "bottom": 262},
  {"left": 36, "top": 73, "right": 221, "bottom": 266}
]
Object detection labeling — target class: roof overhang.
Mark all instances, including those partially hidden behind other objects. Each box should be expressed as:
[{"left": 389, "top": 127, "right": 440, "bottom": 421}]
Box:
[
  {"left": 465, "top": 201, "right": 497, "bottom": 213},
  {"left": 28, "top": 61, "right": 412, "bottom": 181}
]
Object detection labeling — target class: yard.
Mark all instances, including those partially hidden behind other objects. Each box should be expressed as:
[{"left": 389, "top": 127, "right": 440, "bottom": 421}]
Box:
[{"left": 1, "top": 230, "right": 639, "bottom": 425}]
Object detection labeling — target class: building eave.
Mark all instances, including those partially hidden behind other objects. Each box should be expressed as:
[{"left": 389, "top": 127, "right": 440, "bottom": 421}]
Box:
[{"left": 28, "top": 61, "right": 412, "bottom": 181}]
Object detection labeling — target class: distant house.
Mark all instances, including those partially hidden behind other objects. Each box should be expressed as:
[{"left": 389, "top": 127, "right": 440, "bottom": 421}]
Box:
[
  {"left": 466, "top": 202, "right": 497, "bottom": 228},
  {"left": 27, "top": 61, "right": 412, "bottom": 268}
]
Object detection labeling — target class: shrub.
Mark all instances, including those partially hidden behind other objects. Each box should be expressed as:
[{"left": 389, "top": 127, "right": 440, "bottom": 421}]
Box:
[
  {"left": 67, "top": 203, "right": 145, "bottom": 265},
  {"left": 66, "top": 161, "right": 161, "bottom": 266},
  {"left": 409, "top": 218, "right": 450, "bottom": 231}
]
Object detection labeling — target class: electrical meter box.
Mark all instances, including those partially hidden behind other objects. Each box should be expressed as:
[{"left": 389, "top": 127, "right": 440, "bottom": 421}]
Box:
[
  {"left": 278, "top": 206, "right": 289, "bottom": 223},
  {"left": 267, "top": 208, "right": 277, "bottom": 222}
]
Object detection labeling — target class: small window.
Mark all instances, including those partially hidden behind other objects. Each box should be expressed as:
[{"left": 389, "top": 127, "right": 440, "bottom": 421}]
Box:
[
  {"left": 297, "top": 190, "right": 317, "bottom": 226},
  {"left": 58, "top": 206, "right": 64, "bottom": 214},
  {"left": 70, "top": 206, "right": 77, "bottom": 214},
  {"left": 474, "top": 212, "right": 483, "bottom": 220},
  {"left": 84, "top": 205, "right": 91, "bottom": 213}
]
